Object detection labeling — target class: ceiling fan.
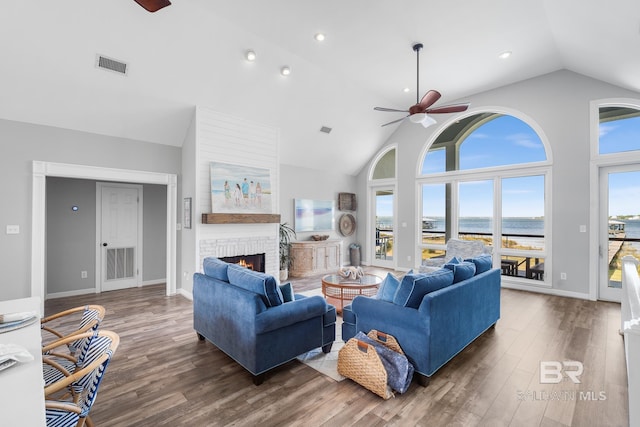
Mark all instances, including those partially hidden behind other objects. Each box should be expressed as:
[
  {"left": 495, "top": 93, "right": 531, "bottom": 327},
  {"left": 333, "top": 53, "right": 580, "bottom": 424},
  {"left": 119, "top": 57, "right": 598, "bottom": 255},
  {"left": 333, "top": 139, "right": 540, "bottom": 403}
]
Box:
[
  {"left": 374, "top": 43, "right": 469, "bottom": 128},
  {"left": 134, "top": 0, "right": 171, "bottom": 13}
]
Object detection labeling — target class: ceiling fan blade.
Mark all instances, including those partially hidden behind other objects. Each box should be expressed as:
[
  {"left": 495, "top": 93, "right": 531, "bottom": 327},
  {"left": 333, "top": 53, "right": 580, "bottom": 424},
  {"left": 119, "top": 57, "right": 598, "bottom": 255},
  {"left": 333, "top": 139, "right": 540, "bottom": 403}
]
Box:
[
  {"left": 425, "top": 103, "right": 470, "bottom": 114},
  {"left": 374, "top": 107, "right": 410, "bottom": 113},
  {"left": 381, "top": 116, "right": 408, "bottom": 127},
  {"left": 418, "top": 90, "right": 442, "bottom": 110},
  {"left": 134, "top": 0, "right": 171, "bottom": 12}
]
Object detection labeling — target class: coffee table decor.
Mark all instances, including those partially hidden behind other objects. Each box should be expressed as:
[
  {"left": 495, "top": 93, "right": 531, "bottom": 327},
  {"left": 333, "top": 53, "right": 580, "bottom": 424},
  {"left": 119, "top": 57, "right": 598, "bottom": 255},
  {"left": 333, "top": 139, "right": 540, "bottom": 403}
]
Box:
[{"left": 338, "top": 266, "right": 363, "bottom": 280}]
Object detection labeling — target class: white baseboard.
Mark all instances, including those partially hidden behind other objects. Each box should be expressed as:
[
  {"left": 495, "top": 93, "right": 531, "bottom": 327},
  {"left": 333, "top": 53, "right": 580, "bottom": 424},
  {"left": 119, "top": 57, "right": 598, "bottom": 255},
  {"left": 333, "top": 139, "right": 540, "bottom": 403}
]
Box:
[
  {"left": 177, "top": 288, "right": 193, "bottom": 301},
  {"left": 141, "top": 279, "right": 166, "bottom": 287},
  {"left": 47, "top": 288, "right": 97, "bottom": 299},
  {"left": 501, "top": 282, "right": 593, "bottom": 301}
]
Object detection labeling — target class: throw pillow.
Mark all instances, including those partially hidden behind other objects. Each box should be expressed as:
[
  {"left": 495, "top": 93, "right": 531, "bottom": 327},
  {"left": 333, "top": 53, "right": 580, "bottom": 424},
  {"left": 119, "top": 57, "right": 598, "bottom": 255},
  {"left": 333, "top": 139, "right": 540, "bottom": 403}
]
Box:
[
  {"left": 227, "top": 264, "right": 283, "bottom": 307},
  {"left": 202, "top": 257, "right": 229, "bottom": 282},
  {"left": 393, "top": 269, "right": 454, "bottom": 308},
  {"left": 444, "top": 260, "right": 476, "bottom": 283},
  {"left": 375, "top": 272, "right": 401, "bottom": 302},
  {"left": 465, "top": 254, "right": 492, "bottom": 274},
  {"left": 279, "top": 282, "right": 295, "bottom": 303}
]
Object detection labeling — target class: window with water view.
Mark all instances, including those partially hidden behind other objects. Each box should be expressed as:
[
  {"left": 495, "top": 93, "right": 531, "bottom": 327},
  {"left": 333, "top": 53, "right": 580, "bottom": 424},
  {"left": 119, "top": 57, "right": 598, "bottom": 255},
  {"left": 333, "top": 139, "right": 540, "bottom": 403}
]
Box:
[{"left": 420, "top": 113, "right": 548, "bottom": 281}]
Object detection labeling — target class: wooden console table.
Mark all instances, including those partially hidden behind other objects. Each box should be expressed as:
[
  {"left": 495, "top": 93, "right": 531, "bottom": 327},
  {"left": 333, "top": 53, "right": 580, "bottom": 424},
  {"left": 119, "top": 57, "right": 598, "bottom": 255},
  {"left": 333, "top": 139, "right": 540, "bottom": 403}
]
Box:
[{"left": 289, "top": 240, "right": 342, "bottom": 278}]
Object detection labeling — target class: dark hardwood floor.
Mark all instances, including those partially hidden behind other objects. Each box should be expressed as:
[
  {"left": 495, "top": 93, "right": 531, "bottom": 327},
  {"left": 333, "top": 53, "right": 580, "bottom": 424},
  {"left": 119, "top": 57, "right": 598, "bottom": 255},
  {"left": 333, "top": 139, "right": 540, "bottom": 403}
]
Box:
[{"left": 44, "top": 270, "right": 629, "bottom": 426}]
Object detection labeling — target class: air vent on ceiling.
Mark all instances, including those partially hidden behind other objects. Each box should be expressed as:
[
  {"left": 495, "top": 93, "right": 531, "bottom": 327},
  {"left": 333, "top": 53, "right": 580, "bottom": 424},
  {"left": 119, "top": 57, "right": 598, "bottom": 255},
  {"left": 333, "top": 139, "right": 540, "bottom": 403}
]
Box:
[
  {"left": 320, "top": 126, "right": 332, "bottom": 134},
  {"left": 96, "top": 54, "right": 128, "bottom": 75}
]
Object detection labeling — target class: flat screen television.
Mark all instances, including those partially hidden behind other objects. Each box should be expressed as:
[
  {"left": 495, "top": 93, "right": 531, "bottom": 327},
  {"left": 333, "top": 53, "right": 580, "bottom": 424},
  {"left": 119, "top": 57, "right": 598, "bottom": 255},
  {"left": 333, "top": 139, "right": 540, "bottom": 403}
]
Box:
[{"left": 294, "top": 199, "right": 335, "bottom": 232}]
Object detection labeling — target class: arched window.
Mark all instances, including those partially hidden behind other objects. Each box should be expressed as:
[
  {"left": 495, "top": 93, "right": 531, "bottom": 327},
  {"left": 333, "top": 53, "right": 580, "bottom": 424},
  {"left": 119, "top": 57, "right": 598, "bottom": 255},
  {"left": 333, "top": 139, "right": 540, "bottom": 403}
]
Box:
[
  {"left": 419, "top": 112, "right": 550, "bottom": 284},
  {"left": 372, "top": 147, "right": 396, "bottom": 180}
]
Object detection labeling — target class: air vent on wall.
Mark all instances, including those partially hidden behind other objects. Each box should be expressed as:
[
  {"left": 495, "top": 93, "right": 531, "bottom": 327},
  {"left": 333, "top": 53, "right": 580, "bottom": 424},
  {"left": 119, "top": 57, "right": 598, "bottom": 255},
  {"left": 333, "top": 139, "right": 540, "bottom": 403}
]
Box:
[{"left": 96, "top": 54, "right": 128, "bottom": 75}]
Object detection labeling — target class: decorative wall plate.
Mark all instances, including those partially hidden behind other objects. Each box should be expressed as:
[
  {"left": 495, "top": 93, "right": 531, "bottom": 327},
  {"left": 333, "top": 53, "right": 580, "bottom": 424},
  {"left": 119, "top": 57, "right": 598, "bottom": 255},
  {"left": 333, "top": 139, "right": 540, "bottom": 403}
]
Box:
[{"left": 339, "top": 213, "right": 356, "bottom": 236}]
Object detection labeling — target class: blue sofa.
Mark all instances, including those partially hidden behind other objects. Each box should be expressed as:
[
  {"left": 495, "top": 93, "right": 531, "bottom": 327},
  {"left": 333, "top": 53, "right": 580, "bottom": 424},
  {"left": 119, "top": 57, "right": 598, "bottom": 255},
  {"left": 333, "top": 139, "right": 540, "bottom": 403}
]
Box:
[
  {"left": 193, "top": 257, "right": 336, "bottom": 385},
  {"left": 342, "top": 256, "right": 500, "bottom": 386}
]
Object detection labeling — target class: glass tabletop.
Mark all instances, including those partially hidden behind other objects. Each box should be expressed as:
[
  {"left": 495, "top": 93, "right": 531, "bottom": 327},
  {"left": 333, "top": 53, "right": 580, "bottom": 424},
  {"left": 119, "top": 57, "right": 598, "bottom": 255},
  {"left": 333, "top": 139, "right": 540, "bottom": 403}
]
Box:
[{"left": 322, "top": 274, "right": 382, "bottom": 286}]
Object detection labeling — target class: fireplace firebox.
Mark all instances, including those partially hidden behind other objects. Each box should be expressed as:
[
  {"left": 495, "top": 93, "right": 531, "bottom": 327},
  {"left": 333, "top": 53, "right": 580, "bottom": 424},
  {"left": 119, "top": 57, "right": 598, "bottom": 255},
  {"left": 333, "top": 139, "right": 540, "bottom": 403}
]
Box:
[{"left": 219, "top": 253, "right": 266, "bottom": 273}]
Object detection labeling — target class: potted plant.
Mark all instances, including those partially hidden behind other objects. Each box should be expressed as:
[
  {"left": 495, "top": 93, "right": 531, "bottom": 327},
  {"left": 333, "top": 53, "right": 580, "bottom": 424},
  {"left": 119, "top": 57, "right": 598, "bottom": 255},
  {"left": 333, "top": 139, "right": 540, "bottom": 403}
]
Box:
[{"left": 279, "top": 222, "right": 296, "bottom": 281}]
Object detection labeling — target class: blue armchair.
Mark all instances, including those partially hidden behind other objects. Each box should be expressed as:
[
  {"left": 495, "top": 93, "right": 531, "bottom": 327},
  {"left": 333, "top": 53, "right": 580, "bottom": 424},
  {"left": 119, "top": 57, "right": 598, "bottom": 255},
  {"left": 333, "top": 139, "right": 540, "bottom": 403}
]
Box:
[{"left": 193, "top": 257, "right": 336, "bottom": 385}]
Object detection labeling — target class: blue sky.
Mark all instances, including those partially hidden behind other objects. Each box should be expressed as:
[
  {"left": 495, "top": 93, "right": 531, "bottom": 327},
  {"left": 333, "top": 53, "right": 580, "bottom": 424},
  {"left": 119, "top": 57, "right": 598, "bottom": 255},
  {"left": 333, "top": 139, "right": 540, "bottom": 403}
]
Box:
[
  {"left": 379, "top": 113, "right": 640, "bottom": 218},
  {"left": 609, "top": 171, "right": 640, "bottom": 217},
  {"left": 420, "top": 115, "right": 546, "bottom": 218},
  {"left": 601, "top": 116, "right": 640, "bottom": 216}
]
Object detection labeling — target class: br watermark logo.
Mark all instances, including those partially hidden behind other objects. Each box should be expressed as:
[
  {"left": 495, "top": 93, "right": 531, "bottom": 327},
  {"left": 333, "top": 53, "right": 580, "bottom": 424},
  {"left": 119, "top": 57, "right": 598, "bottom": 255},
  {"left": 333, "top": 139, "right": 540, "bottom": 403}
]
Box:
[
  {"left": 517, "top": 361, "right": 607, "bottom": 402},
  {"left": 540, "top": 360, "right": 583, "bottom": 384}
]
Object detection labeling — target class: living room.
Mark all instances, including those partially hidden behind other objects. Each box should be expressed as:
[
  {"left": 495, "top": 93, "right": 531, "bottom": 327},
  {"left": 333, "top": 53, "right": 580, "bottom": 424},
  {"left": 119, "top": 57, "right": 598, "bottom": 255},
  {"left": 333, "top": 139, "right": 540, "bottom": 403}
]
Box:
[{"left": 1, "top": 1, "right": 639, "bottom": 426}]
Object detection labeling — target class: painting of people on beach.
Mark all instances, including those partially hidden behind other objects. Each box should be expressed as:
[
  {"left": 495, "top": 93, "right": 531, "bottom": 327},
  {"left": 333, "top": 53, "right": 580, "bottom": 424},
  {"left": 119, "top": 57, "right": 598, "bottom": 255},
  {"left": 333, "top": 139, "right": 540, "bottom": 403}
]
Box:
[{"left": 210, "top": 162, "right": 272, "bottom": 213}]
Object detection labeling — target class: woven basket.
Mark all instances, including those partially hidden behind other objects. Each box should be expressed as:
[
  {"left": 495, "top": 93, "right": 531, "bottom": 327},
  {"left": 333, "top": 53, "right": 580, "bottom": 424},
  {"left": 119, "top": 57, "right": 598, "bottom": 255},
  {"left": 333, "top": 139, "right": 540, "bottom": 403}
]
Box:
[
  {"left": 367, "top": 330, "right": 404, "bottom": 355},
  {"left": 337, "top": 330, "right": 404, "bottom": 399}
]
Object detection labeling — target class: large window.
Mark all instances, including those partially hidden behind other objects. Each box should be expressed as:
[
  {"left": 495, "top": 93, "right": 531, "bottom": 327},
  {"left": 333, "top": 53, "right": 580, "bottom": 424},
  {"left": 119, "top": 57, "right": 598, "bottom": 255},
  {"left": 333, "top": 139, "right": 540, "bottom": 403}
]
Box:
[
  {"left": 419, "top": 112, "right": 549, "bottom": 282},
  {"left": 595, "top": 104, "right": 640, "bottom": 301},
  {"left": 370, "top": 147, "right": 397, "bottom": 268}
]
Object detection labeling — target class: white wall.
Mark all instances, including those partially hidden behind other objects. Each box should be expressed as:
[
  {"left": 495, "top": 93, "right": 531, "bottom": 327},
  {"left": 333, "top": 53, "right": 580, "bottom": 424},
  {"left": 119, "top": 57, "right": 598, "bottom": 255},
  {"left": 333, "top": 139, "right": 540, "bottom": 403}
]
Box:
[
  {"left": 279, "top": 164, "right": 359, "bottom": 264},
  {"left": 357, "top": 70, "right": 640, "bottom": 298},
  {"left": 180, "top": 107, "right": 280, "bottom": 295},
  {"left": 0, "top": 118, "right": 181, "bottom": 301}
]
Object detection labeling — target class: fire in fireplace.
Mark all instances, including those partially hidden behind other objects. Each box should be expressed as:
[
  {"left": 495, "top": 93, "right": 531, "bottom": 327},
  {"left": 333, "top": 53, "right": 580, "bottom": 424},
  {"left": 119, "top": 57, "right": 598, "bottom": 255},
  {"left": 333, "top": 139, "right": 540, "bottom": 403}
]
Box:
[{"left": 219, "top": 253, "right": 266, "bottom": 273}]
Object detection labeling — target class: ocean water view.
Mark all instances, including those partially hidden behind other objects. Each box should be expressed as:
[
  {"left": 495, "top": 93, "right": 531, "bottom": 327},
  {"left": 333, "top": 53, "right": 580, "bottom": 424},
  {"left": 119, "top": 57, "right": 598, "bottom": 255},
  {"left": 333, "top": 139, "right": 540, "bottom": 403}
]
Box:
[{"left": 376, "top": 217, "right": 640, "bottom": 239}]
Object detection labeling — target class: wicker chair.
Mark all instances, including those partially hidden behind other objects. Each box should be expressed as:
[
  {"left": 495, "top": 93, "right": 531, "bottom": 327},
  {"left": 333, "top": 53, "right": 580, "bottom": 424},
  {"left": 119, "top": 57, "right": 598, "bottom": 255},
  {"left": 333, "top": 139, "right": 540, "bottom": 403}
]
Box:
[
  {"left": 41, "top": 305, "right": 106, "bottom": 354},
  {"left": 44, "top": 330, "right": 120, "bottom": 427}
]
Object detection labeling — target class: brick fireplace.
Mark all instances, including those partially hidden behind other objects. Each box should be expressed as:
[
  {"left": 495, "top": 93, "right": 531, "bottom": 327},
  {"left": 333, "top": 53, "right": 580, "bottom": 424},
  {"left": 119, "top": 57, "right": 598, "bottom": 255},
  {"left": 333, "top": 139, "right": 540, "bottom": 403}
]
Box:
[
  {"left": 199, "top": 235, "right": 278, "bottom": 277},
  {"left": 219, "top": 253, "right": 265, "bottom": 272}
]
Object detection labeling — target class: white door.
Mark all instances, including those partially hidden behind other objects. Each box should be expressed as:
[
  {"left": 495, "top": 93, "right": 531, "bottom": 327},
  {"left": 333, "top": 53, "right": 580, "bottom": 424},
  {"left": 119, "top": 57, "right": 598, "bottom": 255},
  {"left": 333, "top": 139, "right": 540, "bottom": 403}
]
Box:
[
  {"left": 372, "top": 187, "right": 395, "bottom": 268},
  {"left": 99, "top": 184, "right": 142, "bottom": 292},
  {"left": 598, "top": 165, "right": 640, "bottom": 301}
]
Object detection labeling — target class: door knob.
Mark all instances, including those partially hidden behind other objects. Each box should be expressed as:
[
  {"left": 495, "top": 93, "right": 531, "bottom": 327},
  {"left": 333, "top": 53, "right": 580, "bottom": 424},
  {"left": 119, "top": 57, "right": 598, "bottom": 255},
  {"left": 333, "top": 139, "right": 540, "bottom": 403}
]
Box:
[{"left": 102, "top": 243, "right": 108, "bottom": 247}]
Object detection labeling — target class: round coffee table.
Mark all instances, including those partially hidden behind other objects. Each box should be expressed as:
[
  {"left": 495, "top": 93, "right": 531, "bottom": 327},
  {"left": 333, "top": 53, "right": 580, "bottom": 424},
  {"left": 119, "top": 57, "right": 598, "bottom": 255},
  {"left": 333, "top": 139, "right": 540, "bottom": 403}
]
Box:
[{"left": 321, "top": 273, "right": 382, "bottom": 313}]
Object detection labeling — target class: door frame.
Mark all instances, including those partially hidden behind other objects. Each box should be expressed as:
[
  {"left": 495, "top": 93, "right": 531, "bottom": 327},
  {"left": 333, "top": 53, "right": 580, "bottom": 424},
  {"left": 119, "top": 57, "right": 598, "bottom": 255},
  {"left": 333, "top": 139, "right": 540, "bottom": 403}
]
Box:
[
  {"left": 96, "top": 182, "right": 144, "bottom": 293},
  {"left": 589, "top": 98, "right": 640, "bottom": 301},
  {"left": 369, "top": 184, "right": 397, "bottom": 269},
  {"left": 31, "top": 161, "right": 177, "bottom": 314},
  {"left": 595, "top": 163, "right": 640, "bottom": 302}
]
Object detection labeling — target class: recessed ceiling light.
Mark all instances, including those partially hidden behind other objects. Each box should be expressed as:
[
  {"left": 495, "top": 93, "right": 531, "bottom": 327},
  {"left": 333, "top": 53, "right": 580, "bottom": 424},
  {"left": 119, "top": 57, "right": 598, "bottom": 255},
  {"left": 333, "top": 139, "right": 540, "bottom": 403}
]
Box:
[
  {"left": 498, "top": 51, "right": 512, "bottom": 59},
  {"left": 280, "top": 66, "right": 291, "bottom": 76},
  {"left": 403, "top": 87, "right": 410, "bottom": 93},
  {"left": 245, "top": 50, "right": 256, "bottom": 61},
  {"left": 314, "top": 33, "right": 325, "bottom": 41}
]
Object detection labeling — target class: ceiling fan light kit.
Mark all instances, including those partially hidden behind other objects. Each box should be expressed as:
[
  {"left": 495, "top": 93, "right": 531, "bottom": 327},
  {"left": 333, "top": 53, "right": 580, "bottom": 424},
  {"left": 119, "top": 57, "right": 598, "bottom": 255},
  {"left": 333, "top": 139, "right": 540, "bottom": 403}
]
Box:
[
  {"left": 409, "top": 113, "right": 426, "bottom": 123},
  {"left": 374, "top": 42, "right": 469, "bottom": 128},
  {"left": 245, "top": 50, "right": 256, "bottom": 62}
]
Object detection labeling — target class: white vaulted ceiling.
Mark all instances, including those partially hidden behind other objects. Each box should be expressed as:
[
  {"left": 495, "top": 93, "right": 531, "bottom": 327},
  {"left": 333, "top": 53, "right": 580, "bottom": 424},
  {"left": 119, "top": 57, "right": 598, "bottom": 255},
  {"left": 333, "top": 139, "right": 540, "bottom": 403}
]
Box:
[{"left": 1, "top": 1, "right": 640, "bottom": 175}]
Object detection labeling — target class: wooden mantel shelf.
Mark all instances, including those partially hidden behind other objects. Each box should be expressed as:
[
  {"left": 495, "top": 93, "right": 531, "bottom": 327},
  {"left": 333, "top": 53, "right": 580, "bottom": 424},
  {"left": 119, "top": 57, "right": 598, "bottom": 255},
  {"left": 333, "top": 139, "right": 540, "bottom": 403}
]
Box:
[{"left": 202, "top": 213, "right": 281, "bottom": 224}]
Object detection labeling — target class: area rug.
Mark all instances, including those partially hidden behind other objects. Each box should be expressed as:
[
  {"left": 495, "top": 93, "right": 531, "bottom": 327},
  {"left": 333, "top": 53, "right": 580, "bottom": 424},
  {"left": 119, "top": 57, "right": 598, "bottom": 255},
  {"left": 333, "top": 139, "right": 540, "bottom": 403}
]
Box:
[{"left": 296, "top": 289, "right": 345, "bottom": 382}]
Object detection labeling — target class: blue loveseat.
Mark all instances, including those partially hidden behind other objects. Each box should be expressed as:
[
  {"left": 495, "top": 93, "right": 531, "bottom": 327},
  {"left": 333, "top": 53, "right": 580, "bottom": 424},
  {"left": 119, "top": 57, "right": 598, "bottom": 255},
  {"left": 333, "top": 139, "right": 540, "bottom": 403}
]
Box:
[
  {"left": 193, "top": 257, "right": 336, "bottom": 385},
  {"left": 342, "top": 255, "right": 500, "bottom": 386}
]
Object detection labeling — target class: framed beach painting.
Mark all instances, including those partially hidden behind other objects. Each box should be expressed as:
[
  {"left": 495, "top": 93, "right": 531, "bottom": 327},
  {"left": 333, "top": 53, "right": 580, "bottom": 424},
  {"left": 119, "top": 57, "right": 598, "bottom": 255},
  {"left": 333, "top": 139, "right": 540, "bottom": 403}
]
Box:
[{"left": 210, "top": 162, "right": 272, "bottom": 213}]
